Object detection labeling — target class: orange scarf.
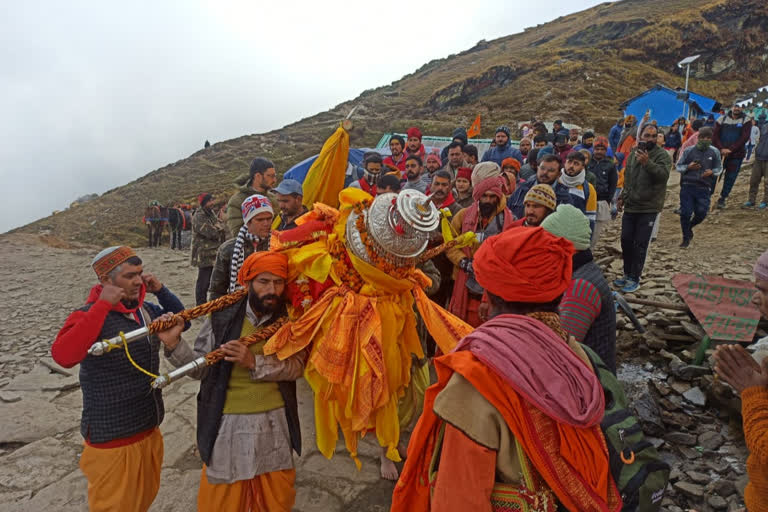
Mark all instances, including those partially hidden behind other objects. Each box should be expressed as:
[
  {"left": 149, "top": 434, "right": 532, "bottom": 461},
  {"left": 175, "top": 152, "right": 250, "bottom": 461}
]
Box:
[{"left": 392, "top": 350, "right": 622, "bottom": 512}]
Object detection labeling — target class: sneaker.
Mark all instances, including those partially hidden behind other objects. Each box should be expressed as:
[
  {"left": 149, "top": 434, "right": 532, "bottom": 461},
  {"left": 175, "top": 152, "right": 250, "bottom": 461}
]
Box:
[
  {"left": 621, "top": 280, "right": 640, "bottom": 293},
  {"left": 680, "top": 238, "right": 691, "bottom": 248},
  {"left": 760, "top": 202, "right": 768, "bottom": 210},
  {"left": 743, "top": 201, "right": 755, "bottom": 208},
  {"left": 613, "top": 276, "right": 628, "bottom": 288},
  {"left": 716, "top": 198, "right": 726, "bottom": 209}
]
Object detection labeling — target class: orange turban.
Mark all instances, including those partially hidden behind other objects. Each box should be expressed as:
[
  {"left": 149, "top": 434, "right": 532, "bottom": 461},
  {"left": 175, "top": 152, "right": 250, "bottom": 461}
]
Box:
[
  {"left": 237, "top": 251, "right": 288, "bottom": 286},
  {"left": 473, "top": 227, "right": 574, "bottom": 303},
  {"left": 501, "top": 157, "right": 521, "bottom": 172}
]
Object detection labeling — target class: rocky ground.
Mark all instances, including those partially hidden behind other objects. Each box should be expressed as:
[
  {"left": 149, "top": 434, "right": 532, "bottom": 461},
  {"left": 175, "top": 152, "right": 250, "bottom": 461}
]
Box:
[{"left": 0, "top": 166, "right": 766, "bottom": 511}]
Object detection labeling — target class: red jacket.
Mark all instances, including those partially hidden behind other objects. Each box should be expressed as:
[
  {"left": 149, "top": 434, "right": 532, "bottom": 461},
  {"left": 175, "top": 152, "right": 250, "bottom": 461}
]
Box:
[{"left": 383, "top": 153, "right": 407, "bottom": 175}]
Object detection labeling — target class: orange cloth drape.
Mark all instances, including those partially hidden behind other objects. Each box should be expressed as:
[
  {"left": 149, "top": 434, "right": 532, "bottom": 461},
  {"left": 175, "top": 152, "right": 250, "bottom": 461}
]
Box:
[
  {"left": 197, "top": 466, "right": 296, "bottom": 512},
  {"left": 392, "top": 351, "right": 621, "bottom": 512},
  {"left": 79, "top": 428, "right": 163, "bottom": 512},
  {"left": 431, "top": 423, "right": 497, "bottom": 511},
  {"left": 265, "top": 188, "right": 472, "bottom": 466}
]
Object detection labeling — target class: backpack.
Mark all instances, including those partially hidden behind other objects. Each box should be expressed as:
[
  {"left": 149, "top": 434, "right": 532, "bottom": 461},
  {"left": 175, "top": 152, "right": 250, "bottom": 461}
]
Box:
[{"left": 582, "top": 345, "right": 670, "bottom": 511}]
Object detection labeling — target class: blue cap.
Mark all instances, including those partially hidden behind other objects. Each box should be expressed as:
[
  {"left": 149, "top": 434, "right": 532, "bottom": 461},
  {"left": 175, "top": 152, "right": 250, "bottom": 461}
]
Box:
[{"left": 273, "top": 179, "right": 303, "bottom": 196}]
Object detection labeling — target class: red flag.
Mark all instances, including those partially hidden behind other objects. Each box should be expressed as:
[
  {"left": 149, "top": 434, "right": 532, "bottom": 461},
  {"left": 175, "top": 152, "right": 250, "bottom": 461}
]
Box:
[{"left": 466, "top": 114, "right": 481, "bottom": 138}]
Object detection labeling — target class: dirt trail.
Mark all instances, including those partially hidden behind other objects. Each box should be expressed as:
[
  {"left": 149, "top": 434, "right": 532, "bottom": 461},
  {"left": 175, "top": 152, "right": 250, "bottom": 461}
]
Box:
[{"left": 0, "top": 165, "right": 765, "bottom": 511}]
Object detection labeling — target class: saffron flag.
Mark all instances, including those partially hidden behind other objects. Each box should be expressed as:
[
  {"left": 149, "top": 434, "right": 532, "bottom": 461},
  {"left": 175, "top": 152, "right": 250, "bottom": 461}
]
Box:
[
  {"left": 467, "top": 114, "right": 481, "bottom": 138},
  {"left": 301, "top": 123, "right": 350, "bottom": 209}
]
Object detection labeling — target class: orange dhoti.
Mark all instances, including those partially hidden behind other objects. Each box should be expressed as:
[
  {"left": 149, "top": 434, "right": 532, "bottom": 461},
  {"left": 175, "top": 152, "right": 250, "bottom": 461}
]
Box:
[
  {"left": 78, "top": 428, "right": 163, "bottom": 512},
  {"left": 197, "top": 466, "right": 296, "bottom": 512}
]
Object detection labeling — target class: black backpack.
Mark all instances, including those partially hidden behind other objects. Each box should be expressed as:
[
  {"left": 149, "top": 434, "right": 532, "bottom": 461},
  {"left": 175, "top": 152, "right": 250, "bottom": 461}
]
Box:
[{"left": 582, "top": 345, "right": 670, "bottom": 511}]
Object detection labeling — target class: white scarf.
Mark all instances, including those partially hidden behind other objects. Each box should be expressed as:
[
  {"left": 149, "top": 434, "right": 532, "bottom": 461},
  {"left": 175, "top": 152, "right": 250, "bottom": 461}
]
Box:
[
  {"left": 560, "top": 169, "right": 586, "bottom": 188},
  {"left": 228, "top": 224, "right": 259, "bottom": 293}
]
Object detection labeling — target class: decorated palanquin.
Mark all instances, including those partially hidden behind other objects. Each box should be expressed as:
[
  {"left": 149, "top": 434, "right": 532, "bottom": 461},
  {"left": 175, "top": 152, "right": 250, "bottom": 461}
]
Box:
[{"left": 263, "top": 187, "right": 474, "bottom": 467}]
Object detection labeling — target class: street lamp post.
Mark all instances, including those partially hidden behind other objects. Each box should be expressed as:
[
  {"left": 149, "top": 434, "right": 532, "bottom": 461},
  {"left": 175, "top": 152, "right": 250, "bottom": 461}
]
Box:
[{"left": 677, "top": 55, "right": 701, "bottom": 119}]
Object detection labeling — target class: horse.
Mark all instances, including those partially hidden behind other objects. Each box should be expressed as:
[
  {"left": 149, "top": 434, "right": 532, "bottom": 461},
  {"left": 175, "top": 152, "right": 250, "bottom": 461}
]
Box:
[
  {"left": 143, "top": 205, "right": 167, "bottom": 248},
  {"left": 167, "top": 206, "right": 192, "bottom": 250}
]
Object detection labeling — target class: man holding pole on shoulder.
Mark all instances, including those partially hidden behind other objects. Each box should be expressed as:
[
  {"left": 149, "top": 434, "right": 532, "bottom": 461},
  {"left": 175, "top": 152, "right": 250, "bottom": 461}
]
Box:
[
  {"left": 51, "top": 246, "right": 187, "bottom": 512},
  {"left": 157, "top": 251, "right": 305, "bottom": 512}
]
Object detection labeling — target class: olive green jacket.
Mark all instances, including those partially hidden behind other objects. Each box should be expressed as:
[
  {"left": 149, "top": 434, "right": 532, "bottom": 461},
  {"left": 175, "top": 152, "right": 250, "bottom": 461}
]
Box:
[
  {"left": 225, "top": 175, "right": 277, "bottom": 238},
  {"left": 621, "top": 145, "right": 672, "bottom": 213},
  {"left": 190, "top": 208, "right": 226, "bottom": 268}
]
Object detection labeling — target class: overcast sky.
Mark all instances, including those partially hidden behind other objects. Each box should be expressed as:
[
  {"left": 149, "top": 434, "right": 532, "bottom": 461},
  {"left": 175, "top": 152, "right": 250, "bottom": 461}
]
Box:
[{"left": 1, "top": 0, "right": 610, "bottom": 233}]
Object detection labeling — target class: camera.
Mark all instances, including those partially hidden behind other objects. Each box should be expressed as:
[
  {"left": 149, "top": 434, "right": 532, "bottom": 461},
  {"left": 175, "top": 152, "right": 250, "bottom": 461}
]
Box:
[{"left": 638, "top": 141, "right": 654, "bottom": 152}]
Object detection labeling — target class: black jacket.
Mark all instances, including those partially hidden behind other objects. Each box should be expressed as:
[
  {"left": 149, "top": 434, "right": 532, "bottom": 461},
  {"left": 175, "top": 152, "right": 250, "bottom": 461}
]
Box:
[
  {"left": 196, "top": 299, "right": 301, "bottom": 465},
  {"left": 586, "top": 157, "right": 618, "bottom": 202}
]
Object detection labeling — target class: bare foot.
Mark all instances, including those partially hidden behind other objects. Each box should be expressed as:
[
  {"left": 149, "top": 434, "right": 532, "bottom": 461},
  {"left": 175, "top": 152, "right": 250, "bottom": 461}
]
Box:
[{"left": 380, "top": 449, "right": 399, "bottom": 481}]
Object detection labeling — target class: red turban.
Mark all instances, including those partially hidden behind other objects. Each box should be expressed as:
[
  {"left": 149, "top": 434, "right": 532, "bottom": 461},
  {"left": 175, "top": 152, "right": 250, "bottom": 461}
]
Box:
[
  {"left": 501, "top": 158, "right": 521, "bottom": 172},
  {"left": 457, "top": 167, "right": 473, "bottom": 181},
  {"left": 474, "top": 227, "right": 574, "bottom": 303},
  {"left": 594, "top": 136, "right": 609, "bottom": 148},
  {"left": 407, "top": 127, "right": 422, "bottom": 141},
  {"left": 237, "top": 251, "right": 289, "bottom": 286},
  {"left": 426, "top": 153, "right": 441, "bottom": 165},
  {"left": 472, "top": 176, "right": 505, "bottom": 202}
]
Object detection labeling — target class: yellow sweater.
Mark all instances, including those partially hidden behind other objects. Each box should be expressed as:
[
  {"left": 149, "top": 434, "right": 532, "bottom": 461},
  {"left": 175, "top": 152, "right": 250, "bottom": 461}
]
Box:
[
  {"left": 222, "top": 318, "right": 284, "bottom": 414},
  {"left": 743, "top": 386, "right": 768, "bottom": 512}
]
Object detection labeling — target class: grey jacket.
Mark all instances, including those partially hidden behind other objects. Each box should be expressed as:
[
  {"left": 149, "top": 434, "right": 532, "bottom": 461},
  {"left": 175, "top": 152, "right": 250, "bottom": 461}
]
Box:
[{"left": 756, "top": 124, "right": 768, "bottom": 161}]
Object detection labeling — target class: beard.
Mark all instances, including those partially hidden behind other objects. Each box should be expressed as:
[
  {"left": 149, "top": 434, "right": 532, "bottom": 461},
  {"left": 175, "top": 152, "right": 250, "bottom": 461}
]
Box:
[
  {"left": 121, "top": 298, "right": 140, "bottom": 309},
  {"left": 479, "top": 202, "right": 495, "bottom": 217},
  {"left": 249, "top": 291, "right": 284, "bottom": 314}
]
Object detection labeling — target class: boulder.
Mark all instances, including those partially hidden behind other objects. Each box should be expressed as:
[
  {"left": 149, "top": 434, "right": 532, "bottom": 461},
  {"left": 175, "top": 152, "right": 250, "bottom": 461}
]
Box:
[
  {"left": 682, "top": 387, "right": 707, "bottom": 407},
  {"left": 673, "top": 481, "right": 705, "bottom": 499}
]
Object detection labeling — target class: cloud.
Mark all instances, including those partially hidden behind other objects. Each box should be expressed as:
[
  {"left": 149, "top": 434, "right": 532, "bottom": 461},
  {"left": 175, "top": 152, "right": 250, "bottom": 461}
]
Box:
[{"left": 0, "top": 0, "right": 609, "bottom": 233}]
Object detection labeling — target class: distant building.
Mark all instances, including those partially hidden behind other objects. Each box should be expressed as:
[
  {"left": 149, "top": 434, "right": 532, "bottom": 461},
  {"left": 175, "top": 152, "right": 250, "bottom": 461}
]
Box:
[{"left": 621, "top": 84, "right": 721, "bottom": 126}]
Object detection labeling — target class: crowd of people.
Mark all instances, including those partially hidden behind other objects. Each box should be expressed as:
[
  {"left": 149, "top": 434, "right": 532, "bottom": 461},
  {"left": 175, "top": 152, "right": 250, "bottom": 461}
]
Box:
[{"left": 51, "top": 109, "right": 768, "bottom": 512}]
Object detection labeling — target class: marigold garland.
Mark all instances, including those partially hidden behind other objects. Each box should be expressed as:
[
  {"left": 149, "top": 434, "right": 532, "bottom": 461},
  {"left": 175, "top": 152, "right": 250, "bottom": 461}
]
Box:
[{"left": 329, "top": 237, "right": 364, "bottom": 292}]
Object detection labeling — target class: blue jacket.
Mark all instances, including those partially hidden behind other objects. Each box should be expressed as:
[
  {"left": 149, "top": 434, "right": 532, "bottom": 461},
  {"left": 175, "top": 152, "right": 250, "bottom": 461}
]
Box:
[
  {"left": 481, "top": 143, "right": 523, "bottom": 166},
  {"left": 609, "top": 124, "right": 622, "bottom": 152},
  {"left": 507, "top": 176, "right": 573, "bottom": 219},
  {"left": 665, "top": 130, "right": 682, "bottom": 150}
]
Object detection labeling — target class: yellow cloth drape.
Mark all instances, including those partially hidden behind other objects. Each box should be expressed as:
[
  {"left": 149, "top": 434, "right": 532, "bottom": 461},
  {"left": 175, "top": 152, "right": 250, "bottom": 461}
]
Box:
[
  {"left": 264, "top": 188, "right": 472, "bottom": 466},
  {"left": 301, "top": 123, "right": 350, "bottom": 209}
]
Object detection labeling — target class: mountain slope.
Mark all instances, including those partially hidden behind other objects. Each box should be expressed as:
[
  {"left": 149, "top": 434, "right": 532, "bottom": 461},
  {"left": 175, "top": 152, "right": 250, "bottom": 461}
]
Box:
[{"left": 14, "top": 0, "right": 768, "bottom": 246}]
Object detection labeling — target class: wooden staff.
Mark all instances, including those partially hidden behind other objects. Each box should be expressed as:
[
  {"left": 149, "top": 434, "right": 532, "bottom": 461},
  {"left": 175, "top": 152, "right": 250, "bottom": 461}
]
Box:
[
  {"left": 88, "top": 289, "right": 248, "bottom": 356},
  {"left": 151, "top": 316, "right": 288, "bottom": 389}
]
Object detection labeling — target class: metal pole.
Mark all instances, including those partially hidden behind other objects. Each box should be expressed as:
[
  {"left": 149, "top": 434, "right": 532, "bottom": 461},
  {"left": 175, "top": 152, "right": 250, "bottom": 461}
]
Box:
[{"left": 683, "top": 63, "right": 691, "bottom": 119}]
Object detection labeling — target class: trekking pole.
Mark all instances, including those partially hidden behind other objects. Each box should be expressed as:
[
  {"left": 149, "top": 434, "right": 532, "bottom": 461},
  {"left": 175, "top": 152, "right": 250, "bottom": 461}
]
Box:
[{"left": 709, "top": 154, "right": 727, "bottom": 212}]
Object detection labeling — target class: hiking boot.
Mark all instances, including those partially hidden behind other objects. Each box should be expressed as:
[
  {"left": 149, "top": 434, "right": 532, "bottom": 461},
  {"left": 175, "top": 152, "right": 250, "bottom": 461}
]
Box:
[
  {"left": 680, "top": 238, "right": 691, "bottom": 248},
  {"left": 760, "top": 202, "right": 768, "bottom": 210},
  {"left": 716, "top": 198, "right": 726, "bottom": 209},
  {"left": 743, "top": 201, "right": 755, "bottom": 208},
  {"left": 621, "top": 280, "right": 640, "bottom": 293},
  {"left": 613, "top": 276, "right": 628, "bottom": 288}
]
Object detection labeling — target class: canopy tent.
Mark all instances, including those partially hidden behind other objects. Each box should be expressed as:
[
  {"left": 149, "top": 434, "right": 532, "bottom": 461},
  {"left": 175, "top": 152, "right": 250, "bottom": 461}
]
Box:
[
  {"left": 283, "top": 148, "right": 378, "bottom": 184},
  {"left": 621, "top": 84, "right": 720, "bottom": 126}
]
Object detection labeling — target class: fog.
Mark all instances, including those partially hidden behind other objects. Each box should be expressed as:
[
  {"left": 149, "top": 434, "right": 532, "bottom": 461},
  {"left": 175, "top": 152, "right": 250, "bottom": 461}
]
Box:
[{"left": 0, "top": 0, "right": 609, "bottom": 233}]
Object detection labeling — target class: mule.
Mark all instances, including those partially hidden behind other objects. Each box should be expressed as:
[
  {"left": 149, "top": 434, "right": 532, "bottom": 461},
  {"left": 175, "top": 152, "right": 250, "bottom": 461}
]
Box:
[
  {"left": 143, "top": 205, "right": 167, "bottom": 247},
  {"left": 167, "top": 207, "right": 192, "bottom": 250}
]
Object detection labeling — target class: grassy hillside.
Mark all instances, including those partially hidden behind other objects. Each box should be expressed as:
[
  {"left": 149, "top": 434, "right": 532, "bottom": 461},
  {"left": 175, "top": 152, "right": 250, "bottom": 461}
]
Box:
[{"left": 14, "top": 0, "right": 768, "bottom": 246}]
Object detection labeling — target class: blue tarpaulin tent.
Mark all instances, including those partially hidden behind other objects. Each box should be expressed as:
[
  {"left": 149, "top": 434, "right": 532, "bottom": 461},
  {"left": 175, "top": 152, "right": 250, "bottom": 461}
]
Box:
[
  {"left": 283, "top": 148, "right": 380, "bottom": 184},
  {"left": 621, "top": 84, "right": 720, "bottom": 126}
]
